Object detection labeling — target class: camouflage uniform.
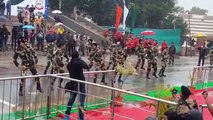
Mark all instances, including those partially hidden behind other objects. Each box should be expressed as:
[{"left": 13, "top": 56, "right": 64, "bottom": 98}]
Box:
[
  {"left": 209, "top": 49, "right": 213, "bottom": 66},
  {"left": 86, "top": 40, "right": 93, "bottom": 56},
  {"left": 145, "top": 45, "right": 158, "bottom": 79},
  {"left": 176, "top": 98, "right": 198, "bottom": 114},
  {"left": 51, "top": 47, "right": 69, "bottom": 88},
  {"left": 88, "top": 47, "right": 97, "bottom": 69},
  {"left": 43, "top": 43, "right": 56, "bottom": 74},
  {"left": 107, "top": 44, "right": 117, "bottom": 70},
  {"left": 159, "top": 49, "right": 168, "bottom": 77},
  {"left": 93, "top": 47, "right": 107, "bottom": 84},
  {"left": 13, "top": 41, "right": 43, "bottom": 96},
  {"left": 114, "top": 47, "right": 126, "bottom": 82},
  {"left": 135, "top": 43, "right": 145, "bottom": 70}
]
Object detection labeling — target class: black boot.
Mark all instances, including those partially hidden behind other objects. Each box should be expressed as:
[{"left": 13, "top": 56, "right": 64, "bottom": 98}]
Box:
[
  {"left": 93, "top": 78, "right": 97, "bottom": 83},
  {"left": 43, "top": 70, "right": 47, "bottom": 74},
  {"left": 158, "top": 69, "right": 162, "bottom": 77},
  {"left": 141, "top": 60, "right": 145, "bottom": 70},
  {"left": 146, "top": 73, "right": 150, "bottom": 79},
  {"left": 19, "top": 86, "right": 23, "bottom": 96},
  {"left": 36, "top": 82, "right": 43, "bottom": 93},
  {"left": 101, "top": 76, "right": 107, "bottom": 85},
  {"left": 153, "top": 72, "right": 158, "bottom": 78},
  {"left": 161, "top": 70, "right": 166, "bottom": 77}
]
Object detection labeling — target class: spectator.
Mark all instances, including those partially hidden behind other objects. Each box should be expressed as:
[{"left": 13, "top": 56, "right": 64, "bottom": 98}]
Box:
[
  {"left": 198, "top": 45, "right": 207, "bottom": 66},
  {"left": 29, "top": 29, "right": 36, "bottom": 47},
  {"left": 17, "top": 11, "right": 24, "bottom": 23},
  {"left": 36, "top": 30, "right": 44, "bottom": 51},
  {"left": 209, "top": 46, "right": 213, "bottom": 66},
  {"left": 29, "top": 5, "right": 35, "bottom": 15},
  {"left": 65, "top": 51, "right": 89, "bottom": 120},
  {"left": 202, "top": 90, "right": 213, "bottom": 116},
  {"left": 176, "top": 86, "right": 198, "bottom": 115},
  {"left": 54, "top": 15, "right": 62, "bottom": 23},
  {"left": 0, "top": 26, "right": 3, "bottom": 51},
  {"left": 23, "top": 28, "right": 28, "bottom": 41},
  {"left": 67, "top": 34, "right": 76, "bottom": 56},
  {"left": 168, "top": 42, "right": 176, "bottom": 65},
  {"left": 0, "top": 0, "right": 5, "bottom": 15},
  {"left": 6, "top": 0, "right": 11, "bottom": 19},
  {"left": 11, "top": 26, "right": 18, "bottom": 49},
  {"left": 163, "top": 110, "right": 179, "bottom": 120},
  {"left": 2, "top": 24, "right": 10, "bottom": 52}
]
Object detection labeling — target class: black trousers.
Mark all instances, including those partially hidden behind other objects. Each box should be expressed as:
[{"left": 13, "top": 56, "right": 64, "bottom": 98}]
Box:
[{"left": 198, "top": 56, "right": 205, "bottom": 66}]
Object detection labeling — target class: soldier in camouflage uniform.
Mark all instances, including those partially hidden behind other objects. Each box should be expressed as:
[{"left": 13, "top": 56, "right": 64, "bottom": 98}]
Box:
[
  {"left": 114, "top": 47, "right": 126, "bottom": 82},
  {"left": 107, "top": 43, "right": 117, "bottom": 70},
  {"left": 89, "top": 43, "right": 107, "bottom": 84},
  {"left": 159, "top": 48, "right": 168, "bottom": 77},
  {"left": 86, "top": 39, "right": 93, "bottom": 56},
  {"left": 51, "top": 44, "right": 69, "bottom": 88},
  {"left": 145, "top": 43, "right": 158, "bottom": 79},
  {"left": 13, "top": 39, "right": 43, "bottom": 96},
  {"left": 209, "top": 47, "right": 213, "bottom": 66},
  {"left": 43, "top": 43, "right": 56, "bottom": 74},
  {"left": 135, "top": 41, "right": 145, "bottom": 70}
]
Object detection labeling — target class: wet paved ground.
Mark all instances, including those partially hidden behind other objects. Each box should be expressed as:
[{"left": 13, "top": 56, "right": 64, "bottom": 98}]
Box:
[{"left": 0, "top": 49, "right": 211, "bottom": 119}]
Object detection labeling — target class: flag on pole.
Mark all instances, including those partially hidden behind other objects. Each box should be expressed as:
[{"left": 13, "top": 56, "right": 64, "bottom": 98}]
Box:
[
  {"left": 115, "top": 4, "right": 123, "bottom": 32},
  {"left": 122, "top": 0, "right": 129, "bottom": 31}
]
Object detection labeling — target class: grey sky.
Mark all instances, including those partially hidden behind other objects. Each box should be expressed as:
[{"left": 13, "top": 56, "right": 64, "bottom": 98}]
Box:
[{"left": 178, "top": 0, "right": 213, "bottom": 15}]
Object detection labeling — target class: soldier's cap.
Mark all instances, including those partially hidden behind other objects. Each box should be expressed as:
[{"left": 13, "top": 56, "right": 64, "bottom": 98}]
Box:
[
  {"left": 88, "top": 39, "right": 93, "bottom": 42},
  {"left": 17, "top": 37, "right": 26, "bottom": 44},
  {"left": 92, "top": 42, "right": 98, "bottom": 46},
  {"left": 181, "top": 86, "right": 191, "bottom": 97}
]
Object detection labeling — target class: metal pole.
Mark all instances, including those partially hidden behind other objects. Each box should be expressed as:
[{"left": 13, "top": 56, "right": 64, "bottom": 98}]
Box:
[
  {"left": 111, "top": 90, "right": 115, "bottom": 120},
  {"left": 188, "top": 12, "right": 192, "bottom": 56},
  {"left": 156, "top": 101, "right": 160, "bottom": 118},
  {"left": 59, "top": 0, "right": 62, "bottom": 10}
]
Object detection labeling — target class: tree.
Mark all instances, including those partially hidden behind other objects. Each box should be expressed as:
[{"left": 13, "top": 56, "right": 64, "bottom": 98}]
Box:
[
  {"left": 190, "top": 6, "right": 208, "bottom": 15},
  {"left": 162, "top": 14, "right": 188, "bottom": 37}
]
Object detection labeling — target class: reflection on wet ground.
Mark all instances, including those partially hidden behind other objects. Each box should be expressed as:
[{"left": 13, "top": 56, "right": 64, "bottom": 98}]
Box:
[{"left": 0, "top": 50, "right": 211, "bottom": 119}]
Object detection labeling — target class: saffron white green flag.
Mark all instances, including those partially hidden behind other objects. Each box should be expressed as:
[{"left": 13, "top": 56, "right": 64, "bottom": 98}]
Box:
[{"left": 122, "top": 0, "right": 129, "bottom": 31}]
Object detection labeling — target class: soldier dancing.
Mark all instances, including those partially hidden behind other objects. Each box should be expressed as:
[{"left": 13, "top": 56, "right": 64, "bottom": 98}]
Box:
[
  {"left": 43, "top": 42, "right": 56, "bottom": 74},
  {"left": 159, "top": 48, "right": 168, "bottom": 77},
  {"left": 115, "top": 47, "right": 126, "bottom": 82},
  {"left": 51, "top": 44, "right": 69, "bottom": 88},
  {"left": 135, "top": 41, "right": 145, "bottom": 70},
  {"left": 86, "top": 39, "right": 93, "bottom": 56},
  {"left": 13, "top": 38, "right": 43, "bottom": 96},
  {"left": 89, "top": 43, "right": 107, "bottom": 84},
  {"left": 107, "top": 43, "right": 117, "bottom": 70},
  {"left": 145, "top": 42, "right": 158, "bottom": 79}
]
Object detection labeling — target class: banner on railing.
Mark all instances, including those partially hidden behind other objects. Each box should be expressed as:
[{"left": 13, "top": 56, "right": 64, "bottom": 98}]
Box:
[{"left": 4, "top": 0, "right": 47, "bottom": 16}]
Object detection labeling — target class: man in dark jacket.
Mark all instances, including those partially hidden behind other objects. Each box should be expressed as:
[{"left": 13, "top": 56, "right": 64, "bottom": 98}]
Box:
[
  {"left": 65, "top": 51, "right": 89, "bottom": 120},
  {"left": 198, "top": 45, "right": 207, "bottom": 66},
  {"left": 168, "top": 42, "right": 176, "bottom": 65}
]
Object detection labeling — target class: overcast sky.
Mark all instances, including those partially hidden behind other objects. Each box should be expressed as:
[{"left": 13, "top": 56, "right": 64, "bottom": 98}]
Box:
[{"left": 178, "top": 0, "right": 213, "bottom": 15}]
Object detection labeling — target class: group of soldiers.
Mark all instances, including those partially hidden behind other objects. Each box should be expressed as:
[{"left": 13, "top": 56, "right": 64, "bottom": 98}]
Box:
[
  {"left": 13, "top": 37, "right": 69, "bottom": 96},
  {"left": 13, "top": 34, "right": 174, "bottom": 96}
]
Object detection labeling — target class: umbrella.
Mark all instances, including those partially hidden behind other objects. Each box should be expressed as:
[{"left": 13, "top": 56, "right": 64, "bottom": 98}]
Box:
[
  {"left": 11, "top": 22, "right": 23, "bottom": 26},
  {"left": 0, "top": 16, "right": 8, "bottom": 22},
  {"left": 52, "top": 10, "right": 62, "bottom": 14},
  {"left": 141, "top": 30, "right": 155, "bottom": 36},
  {"left": 54, "top": 22, "right": 64, "bottom": 27},
  {"left": 192, "top": 33, "right": 207, "bottom": 38},
  {"left": 22, "top": 25, "right": 35, "bottom": 29}
]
